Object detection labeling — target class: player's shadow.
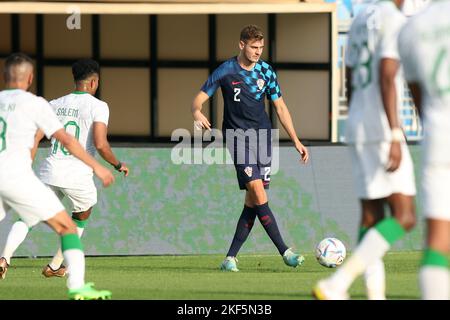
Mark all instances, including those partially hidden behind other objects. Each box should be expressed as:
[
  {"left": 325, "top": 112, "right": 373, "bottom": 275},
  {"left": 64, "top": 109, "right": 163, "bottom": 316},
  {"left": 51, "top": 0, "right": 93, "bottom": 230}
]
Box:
[
  {"left": 88, "top": 264, "right": 221, "bottom": 273},
  {"left": 349, "top": 293, "right": 418, "bottom": 300},
  {"left": 193, "top": 289, "right": 305, "bottom": 299}
]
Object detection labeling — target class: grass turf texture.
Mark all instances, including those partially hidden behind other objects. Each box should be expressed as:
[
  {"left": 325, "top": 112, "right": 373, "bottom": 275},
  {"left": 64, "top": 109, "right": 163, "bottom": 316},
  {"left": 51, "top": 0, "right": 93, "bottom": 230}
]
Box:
[{"left": 0, "top": 251, "right": 421, "bottom": 300}]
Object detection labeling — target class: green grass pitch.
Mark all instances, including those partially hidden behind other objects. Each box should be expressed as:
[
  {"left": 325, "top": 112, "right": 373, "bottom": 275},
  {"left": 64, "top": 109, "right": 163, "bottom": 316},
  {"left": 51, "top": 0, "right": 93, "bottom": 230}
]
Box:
[{"left": 0, "top": 251, "right": 421, "bottom": 300}]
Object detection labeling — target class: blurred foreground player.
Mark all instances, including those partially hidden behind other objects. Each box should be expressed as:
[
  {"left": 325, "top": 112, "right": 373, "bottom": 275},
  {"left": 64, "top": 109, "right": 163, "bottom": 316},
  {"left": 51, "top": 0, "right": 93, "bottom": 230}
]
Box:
[
  {"left": 313, "top": 0, "right": 417, "bottom": 299},
  {"left": 0, "top": 53, "right": 113, "bottom": 300},
  {"left": 1, "top": 59, "right": 128, "bottom": 278},
  {"left": 398, "top": 0, "right": 450, "bottom": 299}
]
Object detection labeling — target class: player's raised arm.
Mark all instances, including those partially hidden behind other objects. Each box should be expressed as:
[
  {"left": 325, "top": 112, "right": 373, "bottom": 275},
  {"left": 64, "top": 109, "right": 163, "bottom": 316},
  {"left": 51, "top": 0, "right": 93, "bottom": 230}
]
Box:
[
  {"left": 93, "top": 122, "right": 129, "bottom": 176},
  {"left": 191, "top": 91, "right": 211, "bottom": 131},
  {"left": 272, "top": 97, "right": 309, "bottom": 163},
  {"left": 51, "top": 128, "right": 114, "bottom": 187}
]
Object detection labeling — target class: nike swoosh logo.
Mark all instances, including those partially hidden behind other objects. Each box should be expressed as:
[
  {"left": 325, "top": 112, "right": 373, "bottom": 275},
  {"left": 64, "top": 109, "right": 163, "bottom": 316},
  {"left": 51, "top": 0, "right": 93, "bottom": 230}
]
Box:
[{"left": 232, "top": 81, "right": 242, "bottom": 85}]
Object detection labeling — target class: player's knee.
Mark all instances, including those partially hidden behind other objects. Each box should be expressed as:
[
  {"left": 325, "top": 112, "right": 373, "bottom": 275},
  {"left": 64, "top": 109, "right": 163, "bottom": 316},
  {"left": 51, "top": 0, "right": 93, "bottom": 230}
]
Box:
[
  {"left": 427, "top": 238, "right": 449, "bottom": 254},
  {"left": 253, "top": 195, "right": 266, "bottom": 205},
  {"left": 361, "top": 212, "right": 384, "bottom": 228},
  {"left": 54, "top": 219, "right": 77, "bottom": 235},
  {"left": 247, "top": 182, "right": 266, "bottom": 205},
  {"left": 395, "top": 211, "right": 416, "bottom": 231},
  {"left": 61, "top": 222, "right": 77, "bottom": 235},
  {"left": 72, "top": 208, "right": 92, "bottom": 221}
]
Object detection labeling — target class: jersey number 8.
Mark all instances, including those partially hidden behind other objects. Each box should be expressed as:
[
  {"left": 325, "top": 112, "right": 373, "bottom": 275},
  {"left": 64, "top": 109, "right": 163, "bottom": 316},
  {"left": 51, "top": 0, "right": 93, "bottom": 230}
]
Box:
[
  {"left": 0, "top": 117, "right": 7, "bottom": 153},
  {"left": 351, "top": 41, "right": 373, "bottom": 91}
]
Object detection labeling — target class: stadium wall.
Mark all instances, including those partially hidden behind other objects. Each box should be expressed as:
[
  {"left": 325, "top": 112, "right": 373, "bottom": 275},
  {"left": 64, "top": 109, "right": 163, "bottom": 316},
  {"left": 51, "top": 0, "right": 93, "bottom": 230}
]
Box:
[
  {"left": 0, "top": 145, "right": 425, "bottom": 257},
  {"left": 0, "top": 4, "right": 338, "bottom": 142}
]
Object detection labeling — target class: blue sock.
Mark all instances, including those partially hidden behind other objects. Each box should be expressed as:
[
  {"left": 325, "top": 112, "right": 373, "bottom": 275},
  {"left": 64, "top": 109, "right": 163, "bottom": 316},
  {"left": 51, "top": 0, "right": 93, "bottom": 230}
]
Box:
[
  {"left": 226, "top": 206, "right": 256, "bottom": 257},
  {"left": 254, "top": 202, "right": 288, "bottom": 255}
]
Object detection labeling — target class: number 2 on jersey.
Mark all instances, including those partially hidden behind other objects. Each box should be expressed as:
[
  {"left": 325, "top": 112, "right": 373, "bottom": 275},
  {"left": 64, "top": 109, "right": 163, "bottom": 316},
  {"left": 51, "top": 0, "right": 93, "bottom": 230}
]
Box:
[
  {"left": 263, "top": 167, "right": 271, "bottom": 182},
  {"left": 234, "top": 88, "right": 241, "bottom": 102},
  {"left": 52, "top": 120, "right": 80, "bottom": 155},
  {"left": 0, "top": 117, "right": 6, "bottom": 153}
]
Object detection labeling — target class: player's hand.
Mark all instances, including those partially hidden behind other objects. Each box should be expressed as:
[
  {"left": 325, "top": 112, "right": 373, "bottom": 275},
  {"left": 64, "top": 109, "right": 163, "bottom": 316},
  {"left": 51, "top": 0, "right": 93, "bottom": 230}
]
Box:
[
  {"left": 295, "top": 142, "right": 309, "bottom": 164},
  {"left": 94, "top": 165, "right": 115, "bottom": 187},
  {"left": 118, "top": 162, "right": 129, "bottom": 177},
  {"left": 193, "top": 110, "right": 211, "bottom": 131},
  {"left": 386, "top": 141, "right": 402, "bottom": 172}
]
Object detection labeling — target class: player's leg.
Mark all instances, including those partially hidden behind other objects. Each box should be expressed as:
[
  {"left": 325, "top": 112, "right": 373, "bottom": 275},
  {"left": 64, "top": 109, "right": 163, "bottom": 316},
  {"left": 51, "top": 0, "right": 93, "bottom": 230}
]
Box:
[
  {"left": 355, "top": 143, "right": 416, "bottom": 292},
  {"left": 1, "top": 218, "right": 32, "bottom": 268},
  {"left": 246, "top": 179, "right": 304, "bottom": 267},
  {"left": 67, "top": 183, "right": 97, "bottom": 238},
  {"left": 41, "top": 186, "right": 68, "bottom": 276},
  {"left": 45, "top": 211, "right": 110, "bottom": 300},
  {"left": 360, "top": 200, "right": 386, "bottom": 300},
  {"left": 419, "top": 163, "right": 450, "bottom": 299},
  {"left": 0, "top": 197, "right": 36, "bottom": 280},
  {"left": 358, "top": 143, "right": 416, "bottom": 289},
  {"left": 247, "top": 179, "right": 282, "bottom": 252},
  {"left": 419, "top": 219, "right": 449, "bottom": 299},
  {"left": 221, "top": 192, "right": 256, "bottom": 272},
  {"left": 45, "top": 211, "right": 84, "bottom": 288},
  {"left": 44, "top": 207, "right": 93, "bottom": 277},
  {"left": 315, "top": 194, "right": 415, "bottom": 299},
  {"left": 3, "top": 174, "right": 109, "bottom": 299},
  {"left": 221, "top": 133, "right": 257, "bottom": 272},
  {"left": 256, "top": 132, "right": 304, "bottom": 267},
  {"left": 313, "top": 199, "right": 386, "bottom": 300},
  {"left": 0, "top": 199, "right": 12, "bottom": 279},
  {"left": 314, "top": 142, "right": 416, "bottom": 299},
  {"left": 45, "top": 185, "right": 96, "bottom": 277}
]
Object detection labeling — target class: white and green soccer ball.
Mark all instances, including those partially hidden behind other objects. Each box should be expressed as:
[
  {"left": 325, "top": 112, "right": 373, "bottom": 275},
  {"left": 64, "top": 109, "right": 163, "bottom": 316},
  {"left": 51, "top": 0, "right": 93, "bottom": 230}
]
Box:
[{"left": 315, "top": 237, "right": 346, "bottom": 268}]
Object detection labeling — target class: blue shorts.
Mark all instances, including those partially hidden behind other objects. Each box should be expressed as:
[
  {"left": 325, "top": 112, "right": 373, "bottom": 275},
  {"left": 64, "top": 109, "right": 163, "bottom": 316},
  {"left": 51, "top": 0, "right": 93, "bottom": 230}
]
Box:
[
  {"left": 225, "top": 129, "right": 272, "bottom": 190},
  {"left": 234, "top": 164, "right": 271, "bottom": 190}
]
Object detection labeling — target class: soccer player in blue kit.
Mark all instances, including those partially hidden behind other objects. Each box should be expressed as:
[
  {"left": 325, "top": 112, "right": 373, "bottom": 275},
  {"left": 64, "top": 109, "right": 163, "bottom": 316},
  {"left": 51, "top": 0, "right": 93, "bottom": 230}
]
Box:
[{"left": 191, "top": 25, "right": 309, "bottom": 271}]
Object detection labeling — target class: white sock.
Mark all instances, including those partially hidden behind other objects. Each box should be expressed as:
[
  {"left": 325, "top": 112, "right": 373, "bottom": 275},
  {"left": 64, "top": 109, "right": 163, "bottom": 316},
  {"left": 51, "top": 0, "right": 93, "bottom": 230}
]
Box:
[
  {"left": 63, "top": 248, "right": 85, "bottom": 290},
  {"left": 364, "top": 259, "right": 386, "bottom": 300},
  {"left": 49, "top": 227, "right": 84, "bottom": 270},
  {"left": 328, "top": 228, "right": 390, "bottom": 293},
  {"left": 420, "top": 266, "right": 450, "bottom": 300},
  {"left": 49, "top": 249, "right": 65, "bottom": 271},
  {"left": 77, "top": 227, "right": 84, "bottom": 237},
  {"left": 2, "top": 221, "right": 29, "bottom": 264}
]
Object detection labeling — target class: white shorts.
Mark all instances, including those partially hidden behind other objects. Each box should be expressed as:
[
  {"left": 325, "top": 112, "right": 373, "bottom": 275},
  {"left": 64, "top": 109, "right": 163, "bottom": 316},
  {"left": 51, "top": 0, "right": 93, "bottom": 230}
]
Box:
[
  {"left": 0, "top": 171, "right": 65, "bottom": 227},
  {"left": 349, "top": 142, "right": 416, "bottom": 199},
  {"left": 48, "top": 183, "right": 97, "bottom": 213},
  {"left": 421, "top": 165, "right": 450, "bottom": 221}
]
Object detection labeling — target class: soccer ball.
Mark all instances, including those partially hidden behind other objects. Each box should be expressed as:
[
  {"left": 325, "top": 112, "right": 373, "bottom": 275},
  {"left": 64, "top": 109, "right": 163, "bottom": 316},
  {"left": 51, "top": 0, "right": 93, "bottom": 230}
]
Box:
[{"left": 315, "top": 238, "right": 346, "bottom": 268}]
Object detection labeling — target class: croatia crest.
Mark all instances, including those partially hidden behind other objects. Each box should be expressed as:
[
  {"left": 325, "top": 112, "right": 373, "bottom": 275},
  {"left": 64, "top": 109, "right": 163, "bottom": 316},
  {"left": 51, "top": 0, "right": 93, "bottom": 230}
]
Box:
[
  {"left": 256, "top": 79, "right": 265, "bottom": 91},
  {"left": 244, "top": 166, "right": 253, "bottom": 177}
]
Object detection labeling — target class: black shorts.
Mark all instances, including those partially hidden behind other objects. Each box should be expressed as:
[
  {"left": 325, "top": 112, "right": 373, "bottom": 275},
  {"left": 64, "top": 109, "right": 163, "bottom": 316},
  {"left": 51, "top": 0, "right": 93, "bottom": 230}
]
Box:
[{"left": 225, "top": 129, "right": 272, "bottom": 190}]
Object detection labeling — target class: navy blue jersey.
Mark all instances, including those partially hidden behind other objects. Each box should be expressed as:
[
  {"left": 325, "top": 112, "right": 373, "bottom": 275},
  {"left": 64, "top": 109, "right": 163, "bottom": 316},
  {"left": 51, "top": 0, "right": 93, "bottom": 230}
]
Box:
[{"left": 201, "top": 57, "right": 282, "bottom": 130}]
